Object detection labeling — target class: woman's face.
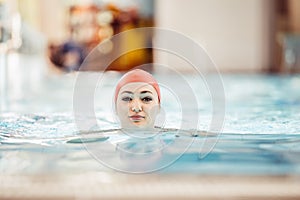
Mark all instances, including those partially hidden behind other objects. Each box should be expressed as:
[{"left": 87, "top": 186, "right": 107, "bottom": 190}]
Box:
[{"left": 116, "top": 82, "right": 160, "bottom": 129}]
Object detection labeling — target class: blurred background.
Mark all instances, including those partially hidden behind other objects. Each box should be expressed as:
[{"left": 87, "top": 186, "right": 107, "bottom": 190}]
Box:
[
  {"left": 1, "top": 0, "right": 300, "bottom": 113},
  {"left": 1, "top": 0, "right": 300, "bottom": 73}
]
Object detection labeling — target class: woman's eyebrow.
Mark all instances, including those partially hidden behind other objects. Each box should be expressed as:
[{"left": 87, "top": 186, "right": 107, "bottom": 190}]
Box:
[
  {"left": 121, "top": 91, "right": 134, "bottom": 94},
  {"left": 140, "top": 91, "right": 153, "bottom": 94}
]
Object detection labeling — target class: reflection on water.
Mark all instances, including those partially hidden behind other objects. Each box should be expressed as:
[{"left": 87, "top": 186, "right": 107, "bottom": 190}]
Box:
[
  {"left": 0, "top": 74, "right": 300, "bottom": 175},
  {"left": 1, "top": 126, "right": 300, "bottom": 175}
]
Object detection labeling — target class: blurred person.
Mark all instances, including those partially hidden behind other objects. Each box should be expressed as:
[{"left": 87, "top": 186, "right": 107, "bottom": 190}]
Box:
[{"left": 49, "top": 41, "right": 85, "bottom": 72}]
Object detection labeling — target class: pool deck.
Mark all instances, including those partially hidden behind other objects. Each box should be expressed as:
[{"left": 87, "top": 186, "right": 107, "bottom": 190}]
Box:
[{"left": 1, "top": 173, "right": 300, "bottom": 199}]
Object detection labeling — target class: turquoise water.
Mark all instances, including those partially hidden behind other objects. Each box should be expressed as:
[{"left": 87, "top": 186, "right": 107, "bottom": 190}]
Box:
[{"left": 0, "top": 73, "right": 300, "bottom": 175}]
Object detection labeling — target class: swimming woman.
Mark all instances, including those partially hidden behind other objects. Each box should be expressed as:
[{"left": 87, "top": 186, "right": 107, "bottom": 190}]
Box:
[
  {"left": 68, "top": 69, "right": 212, "bottom": 143},
  {"left": 114, "top": 69, "right": 161, "bottom": 130},
  {"left": 113, "top": 69, "right": 213, "bottom": 137}
]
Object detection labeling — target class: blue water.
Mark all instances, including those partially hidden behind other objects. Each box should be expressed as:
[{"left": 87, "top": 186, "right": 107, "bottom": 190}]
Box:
[{"left": 0, "top": 73, "right": 300, "bottom": 175}]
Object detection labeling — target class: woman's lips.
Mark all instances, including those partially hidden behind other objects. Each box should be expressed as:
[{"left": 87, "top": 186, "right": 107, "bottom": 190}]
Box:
[{"left": 129, "top": 115, "right": 145, "bottom": 121}]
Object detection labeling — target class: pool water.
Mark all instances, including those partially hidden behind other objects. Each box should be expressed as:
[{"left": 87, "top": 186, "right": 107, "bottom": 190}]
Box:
[{"left": 0, "top": 73, "right": 300, "bottom": 175}]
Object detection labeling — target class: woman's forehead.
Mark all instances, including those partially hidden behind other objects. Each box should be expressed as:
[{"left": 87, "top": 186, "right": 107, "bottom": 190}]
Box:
[{"left": 119, "top": 82, "right": 157, "bottom": 94}]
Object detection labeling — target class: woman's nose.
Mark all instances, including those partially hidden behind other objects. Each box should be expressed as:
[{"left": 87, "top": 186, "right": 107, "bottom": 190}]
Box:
[{"left": 131, "top": 99, "right": 142, "bottom": 112}]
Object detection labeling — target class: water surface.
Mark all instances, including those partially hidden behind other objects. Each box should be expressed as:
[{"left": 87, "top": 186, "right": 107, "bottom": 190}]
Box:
[{"left": 1, "top": 73, "right": 300, "bottom": 175}]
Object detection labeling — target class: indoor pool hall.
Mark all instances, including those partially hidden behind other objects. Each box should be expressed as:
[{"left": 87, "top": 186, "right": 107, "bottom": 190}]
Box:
[{"left": 1, "top": 0, "right": 300, "bottom": 199}]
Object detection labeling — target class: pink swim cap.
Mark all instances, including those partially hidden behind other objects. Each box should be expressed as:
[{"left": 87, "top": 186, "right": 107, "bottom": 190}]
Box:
[{"left": 114, "top": 69, "right": 161, "bottom": 103}]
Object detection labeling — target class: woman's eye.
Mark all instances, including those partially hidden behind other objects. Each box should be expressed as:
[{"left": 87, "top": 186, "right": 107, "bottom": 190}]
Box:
[
  {"left": 142, "top": 97, "right": 153, "bottom": 102},
  {"left": 122, "top": 97, "right": 132, "bottom": 102}
]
